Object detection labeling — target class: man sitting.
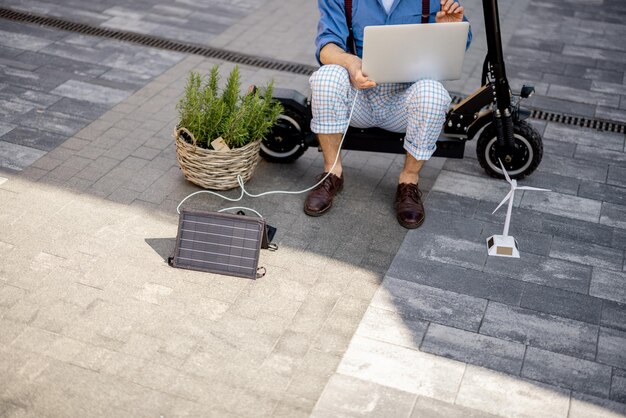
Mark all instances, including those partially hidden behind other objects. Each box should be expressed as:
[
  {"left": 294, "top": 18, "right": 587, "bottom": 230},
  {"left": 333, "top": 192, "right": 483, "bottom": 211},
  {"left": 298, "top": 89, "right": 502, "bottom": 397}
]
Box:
[{"left": 305, "top": 0, "right": 472, "bottom": 229}]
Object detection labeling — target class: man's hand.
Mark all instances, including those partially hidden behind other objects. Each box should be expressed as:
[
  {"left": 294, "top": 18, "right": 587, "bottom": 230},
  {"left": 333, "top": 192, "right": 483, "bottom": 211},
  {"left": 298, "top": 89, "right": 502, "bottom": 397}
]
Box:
[
  {"left": 345, "top": 55, "right": 376, "bottom": 90},
  {"left": 320, "top": 43, "right": 376, "bottom": 89},
  {"left": 436, "top": 0, "right": 464, "bottom": 23}
]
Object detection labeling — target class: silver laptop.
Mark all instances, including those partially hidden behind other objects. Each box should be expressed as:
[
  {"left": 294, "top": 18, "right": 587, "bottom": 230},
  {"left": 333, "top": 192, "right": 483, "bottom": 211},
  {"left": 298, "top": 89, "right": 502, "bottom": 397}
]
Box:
[{"left": 361, "top": 21, "right": 470, "bottom": 84}]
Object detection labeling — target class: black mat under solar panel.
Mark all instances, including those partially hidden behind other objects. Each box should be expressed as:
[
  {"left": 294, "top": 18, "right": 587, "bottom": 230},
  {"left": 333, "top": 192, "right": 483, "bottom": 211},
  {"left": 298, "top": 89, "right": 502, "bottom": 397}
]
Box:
[{"left": 169, "top": 210, "right": 264, "bottom": 279}]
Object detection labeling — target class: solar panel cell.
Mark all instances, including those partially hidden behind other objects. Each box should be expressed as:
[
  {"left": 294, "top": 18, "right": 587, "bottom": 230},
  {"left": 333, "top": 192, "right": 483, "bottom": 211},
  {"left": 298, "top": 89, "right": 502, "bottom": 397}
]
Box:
[{"left": 169, "top": 210, "right": 265, "bottom": 279}]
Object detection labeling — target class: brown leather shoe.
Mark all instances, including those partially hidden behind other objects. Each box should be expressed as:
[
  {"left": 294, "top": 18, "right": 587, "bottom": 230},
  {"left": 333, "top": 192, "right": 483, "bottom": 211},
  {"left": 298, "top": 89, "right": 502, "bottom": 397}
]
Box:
[
  {"left": 395, "top": 183, "right": 425, "bottom": 229},
  {"left": 304, "top": 172, "right": 343, "bottom": 216}
]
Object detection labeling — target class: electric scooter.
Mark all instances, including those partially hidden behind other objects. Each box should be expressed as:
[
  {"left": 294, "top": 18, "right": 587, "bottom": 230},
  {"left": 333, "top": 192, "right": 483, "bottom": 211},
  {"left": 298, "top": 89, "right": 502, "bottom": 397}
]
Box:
[{"left": 260, "top": 0, "right": 543, "bottom": 179}]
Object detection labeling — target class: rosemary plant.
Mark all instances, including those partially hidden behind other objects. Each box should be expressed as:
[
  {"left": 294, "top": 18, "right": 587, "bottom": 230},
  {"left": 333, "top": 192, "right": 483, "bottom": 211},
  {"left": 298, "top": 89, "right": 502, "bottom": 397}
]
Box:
[{"left": 177, "top": 66, "right": 282, "bottom": 149}]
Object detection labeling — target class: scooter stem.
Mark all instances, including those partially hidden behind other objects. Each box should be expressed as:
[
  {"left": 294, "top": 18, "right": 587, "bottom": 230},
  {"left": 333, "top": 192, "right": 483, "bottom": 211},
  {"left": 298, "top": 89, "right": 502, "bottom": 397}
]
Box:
[
  {"left": 482, "top": 0, "right": 515, "bottom": 155},
  {"left": 482, "top": 0, "right": 511, "bottom": 112}
]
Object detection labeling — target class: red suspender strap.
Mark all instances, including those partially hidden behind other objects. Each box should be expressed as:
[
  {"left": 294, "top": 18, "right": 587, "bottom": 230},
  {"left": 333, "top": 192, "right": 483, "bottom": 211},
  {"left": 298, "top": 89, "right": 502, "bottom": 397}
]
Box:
[
  {"left": 345, "top": 0, "right": 355, "bottom": 53},
  {"left": 422, "top": 0, "right": 430, "bottom": 23}
]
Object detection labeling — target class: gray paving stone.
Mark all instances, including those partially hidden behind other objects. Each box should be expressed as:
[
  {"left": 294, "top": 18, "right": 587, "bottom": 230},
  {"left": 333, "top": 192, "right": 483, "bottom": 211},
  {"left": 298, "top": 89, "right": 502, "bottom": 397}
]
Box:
[
  {"left": 592, "top": 80, "right": 626, "bottom": 97},
  {"left": 521, "top": 169, "right": 580, "bottom": 196},
  {"left": 480, "top": 302, "right": 599, "bottom": 360},
  {"left": 400, "top": 232, "right": 487, "bottom": 271},
  {"left": 601, "top": 203, "right": 626, "bottom": 230},
  {"left": 442, "top": 157, "right": 492, "bottom": 178},
  {"left": 550, "top": 237, "right": 623, "bottom": 271},
  {"left": 0, "top": 44, "right": 23, "bottom": 59},
  {"left": 0, "top": 29, "right": 53, "bottom": 52},
  {"left": 608, "top": 165, "right": 626, "bottom": 188},
  {"left": 597, "top": 327, "right": 626, "bottom": 369},
  {"left": 540, "top": 214, "right": 616, "bottom": 247},
  {"left": 313, "top": 373, "right": 416, "bottom": 418},
  {"left": 530, "top": 95, "right": 596, "bottom": 117},
  {"left": 521, "top": 347, "right": 612, "bottom": 398},
  {"left": 98, "top": 68, "right": 153, "bottom": 90},
  {"left": 38, "top": 41, "right": 115, "bottom": 68},
  {"left": 602, "top": 301, "right": 626, "bottom": 332},
  {"left": 411, "top": 396, "right": 498, "bottom": 418},
  {"left": 547, "top": 84, "right": 620, "bottom": 108},
  {"left": 99, "top": 43, "right": 184, "bottom": 77},
  {"left": 372, "top": 277, "right": 488, "bottom": 332},
  {"left": 521, "top": 283, "right": 602, "bottom": 324},
  {"left": 406, "top": 211, "right": 484, "bottom": 242},
  {"left": 612, "top": 369, "right": 626, "bottom": 404},
  {"left": 520, "top": 191, "right": 602, "bottom": 223},
  {"left": 591, "top": 268, "right": 626, "bottom": 305},
  {"left": 50, "top": 80, "right": 132, "bottom": 106},
  {"left": 613, "top": 228, "right": 626, "bottom": 250},
  {"left": 456, "top": 364, "right": 571, "bottom": 418},
  {"left": 422, "top": 191, "right": 480, "bottom": 216},
  {"left": 544, "top": 73, "right": 592, "bottom": 90},
  {"left": 565, "top": 66, "right": 624, "bottom": 84},
  {"left": 3, "top": 65, "right": 74, "bottom": 93},
  {"left": 538, "top": 153, "right": 609, "bottom": 183},
  {"left": 576, "top": 145, "right": 626, "bottom": 167},
  {"left": 0, "top": 85, "right": 61, "bottom": 107},
  {"left": 0, "top": 91, "right": 41, "bottom": 119},
  {"left": 543, "top": 123, "right": 625, "bottom": 151},
  {"left": 569, "top": 392, "right": 626, "bottom": 418},
  {"left": 421, "top": 323, "right": 525, "bottom": 376},
  {"left": 14, "top": 50, "right": 109, "bottom": 78},
  {"left": 0, "top": 140, "right": 46, "bottom": 171},
  {"left": 431, "top": 170, "right": 515, "bottom": 204},
  {"left": 579, "top": 181, "right": 626, "bottom": 207},
  {"left": 0, "top": 122, "right": 15, "bottom": 137},
  {"left": 47, "top": 97, "right": 109, "bottom": 121},
  {"left": 0, "top": 126, "right": 67, "bottom": 152},
  {"left": 563, "top": 45, "right": 626, "bottom": 65},
  {"left": 596, "top": 106, "right": 626, "bottom": 124},
  {"left": 336, "top": 334, "right": 466, "bottom": 400},
  {"left": 355, "top": 306, "right": 428, "bottom": 349},
  {"left": 17, "top": 109, "right": 90, "bottom": 137},
  {"left": 484, "top": 251, "right": 592, "bottom": 294},
  {"left": 391, "top": 255, "right": 525, "bottom": 305}
]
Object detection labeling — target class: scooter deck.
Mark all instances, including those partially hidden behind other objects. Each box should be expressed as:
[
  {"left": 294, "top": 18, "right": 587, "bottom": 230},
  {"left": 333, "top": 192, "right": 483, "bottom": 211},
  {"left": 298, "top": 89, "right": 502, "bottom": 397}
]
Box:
[{"left": 306, "top": 126, "right": 466, "bottom": 159}]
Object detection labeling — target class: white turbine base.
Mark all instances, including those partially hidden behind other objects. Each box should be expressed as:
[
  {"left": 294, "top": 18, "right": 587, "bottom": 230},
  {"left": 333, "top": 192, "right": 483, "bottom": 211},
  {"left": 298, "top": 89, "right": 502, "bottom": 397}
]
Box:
[{"left": 486, "top": 235, "right": 520, "bottom": 258}]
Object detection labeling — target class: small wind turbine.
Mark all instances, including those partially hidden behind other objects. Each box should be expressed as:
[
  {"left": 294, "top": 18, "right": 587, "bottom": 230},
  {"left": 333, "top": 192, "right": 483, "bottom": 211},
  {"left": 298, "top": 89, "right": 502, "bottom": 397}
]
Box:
[{"left": 486, "top": 160, "right": 550, "bottom": 258}]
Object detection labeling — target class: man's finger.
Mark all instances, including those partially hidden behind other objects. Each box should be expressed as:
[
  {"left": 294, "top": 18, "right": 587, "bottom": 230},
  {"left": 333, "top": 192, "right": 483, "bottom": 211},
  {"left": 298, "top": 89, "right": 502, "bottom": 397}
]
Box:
[
  {"left": 359, "top": 79, "right": 376, "bottom": 89},
  {"left": 355, "top": 72, "right": 375, "bottom": 89},
  {"left": 448, "top": 2, "right": 460, "bottom": 14},
  {"left": 442, "top": 0, "right": 454, "bottom": 12},
  {"left": 360, "top": 81, "right": 376, "bottom": 90}
]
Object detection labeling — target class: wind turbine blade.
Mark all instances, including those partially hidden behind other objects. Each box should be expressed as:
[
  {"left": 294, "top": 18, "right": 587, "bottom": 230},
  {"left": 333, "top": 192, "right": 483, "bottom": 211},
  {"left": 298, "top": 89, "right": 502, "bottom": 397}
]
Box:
[
  {"left": 498, "top": 158, "right": 512, "bottom": 184},
  {"left": 517, "top": 186, "right": 551, "bottom": 192},
  {"left": 492, "top": 190, "right": 514, "bottom": 214}
]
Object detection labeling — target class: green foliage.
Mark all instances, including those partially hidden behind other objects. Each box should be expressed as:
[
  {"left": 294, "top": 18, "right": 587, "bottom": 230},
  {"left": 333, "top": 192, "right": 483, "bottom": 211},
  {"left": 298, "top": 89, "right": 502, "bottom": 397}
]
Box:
[{"left": 176, "top": 66, "right": 283, "bottom": 149}]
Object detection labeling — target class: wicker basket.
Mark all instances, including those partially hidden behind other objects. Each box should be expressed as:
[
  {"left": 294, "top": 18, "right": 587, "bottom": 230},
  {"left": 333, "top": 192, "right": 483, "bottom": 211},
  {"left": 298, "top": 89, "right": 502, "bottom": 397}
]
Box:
[{"left": 174, "top": 127, "right": 262, "bottom": 190}]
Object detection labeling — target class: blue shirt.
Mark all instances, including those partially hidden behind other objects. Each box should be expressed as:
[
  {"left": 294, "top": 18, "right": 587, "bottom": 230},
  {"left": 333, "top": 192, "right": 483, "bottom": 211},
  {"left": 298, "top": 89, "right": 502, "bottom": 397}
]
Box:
[{"left": 315, "top": 0, "right": 472, "bottom": 64}]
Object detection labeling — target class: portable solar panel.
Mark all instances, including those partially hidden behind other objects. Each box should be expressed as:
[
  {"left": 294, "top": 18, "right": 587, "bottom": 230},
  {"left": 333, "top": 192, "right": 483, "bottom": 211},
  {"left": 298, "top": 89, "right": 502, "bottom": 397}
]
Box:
[{"left": 168, "top": 210, "right": 265, "bottom": 279}]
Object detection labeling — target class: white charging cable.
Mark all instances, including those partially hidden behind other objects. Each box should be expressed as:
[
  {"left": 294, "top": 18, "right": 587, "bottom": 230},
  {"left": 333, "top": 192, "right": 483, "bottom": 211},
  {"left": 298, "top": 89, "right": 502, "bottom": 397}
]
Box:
[{"left": 176, "top": 89, "right": 361, "bottom": 217}]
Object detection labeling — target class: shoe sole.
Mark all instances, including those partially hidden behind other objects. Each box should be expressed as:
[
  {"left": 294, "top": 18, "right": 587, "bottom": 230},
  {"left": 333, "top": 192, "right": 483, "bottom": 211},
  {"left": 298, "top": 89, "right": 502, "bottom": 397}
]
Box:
[
  {"left": 303, "top": 182, "right": 343, "bottom": 217},
  {"left": 396, "top": 213, "right": 425, "bottom": 229},
  {"left": 304, "top": 203, "right": 332, "bottom": 217}
]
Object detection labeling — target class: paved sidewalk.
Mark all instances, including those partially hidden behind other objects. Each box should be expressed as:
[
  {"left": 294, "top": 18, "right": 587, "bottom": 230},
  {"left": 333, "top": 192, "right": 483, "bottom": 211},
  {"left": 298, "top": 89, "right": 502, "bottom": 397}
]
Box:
[
  {"left": 311, "top": 0, "right": 626, "bottom": 415},
  {"left": 0, "top": 0, "right": 625, "bottom": 416}
]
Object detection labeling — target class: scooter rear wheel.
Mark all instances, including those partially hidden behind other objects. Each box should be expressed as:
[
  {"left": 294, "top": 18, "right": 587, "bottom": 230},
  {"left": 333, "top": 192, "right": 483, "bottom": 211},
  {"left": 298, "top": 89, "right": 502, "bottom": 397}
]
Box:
[
  {"left": 260, "top": 108, "right": 308, "bottom": 163},
  {"left": 476, "top": 120, "right": 543, "bottom": 180}
]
